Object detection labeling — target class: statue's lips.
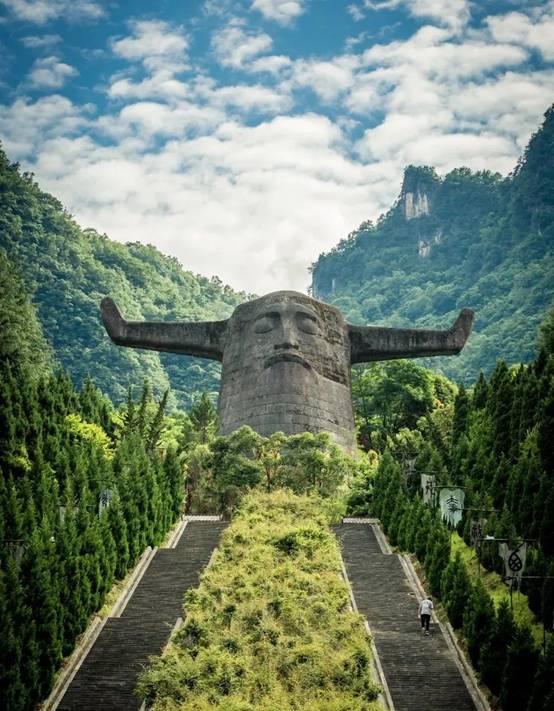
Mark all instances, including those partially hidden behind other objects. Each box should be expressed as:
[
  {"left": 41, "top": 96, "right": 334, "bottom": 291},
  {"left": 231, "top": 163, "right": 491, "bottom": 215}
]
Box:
[{"left": 264, "top": 351, "right": 312, "bottom": 370}]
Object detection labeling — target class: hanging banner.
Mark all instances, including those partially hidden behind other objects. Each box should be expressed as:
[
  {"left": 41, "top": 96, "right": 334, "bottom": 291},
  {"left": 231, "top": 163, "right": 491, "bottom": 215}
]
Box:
[
  {"left": 7, "top": 541, "right": 25, "bottom": 565},
  {"left": 421, "top": 474, "right": 437, "bottom": 505},
  {"left": 439, "top": 488, "right": 465, "bottom": 527},
  {"left": 402, "top": 457, "right": 417, "bottom": 480},
  {"left": 98, "top": 489, "right": 113, "bottom": 515},
  {"left": 498, "top": 542, "right": 527, "bottom": 582},
  {"left": 470, "top": 518, "right": 486, "bottom": 547}
]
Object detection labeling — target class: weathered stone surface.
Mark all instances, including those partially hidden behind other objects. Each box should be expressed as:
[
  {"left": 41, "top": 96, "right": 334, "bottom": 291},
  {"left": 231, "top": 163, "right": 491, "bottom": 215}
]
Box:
[{"left": 101, "top": 291, "right": 473, "bottom": 450}]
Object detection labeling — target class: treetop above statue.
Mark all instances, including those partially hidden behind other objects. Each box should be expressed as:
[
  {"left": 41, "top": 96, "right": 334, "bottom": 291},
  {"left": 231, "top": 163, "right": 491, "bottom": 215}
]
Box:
[{"left": 101, "top": 290, "right": 474, "bottom": 450}]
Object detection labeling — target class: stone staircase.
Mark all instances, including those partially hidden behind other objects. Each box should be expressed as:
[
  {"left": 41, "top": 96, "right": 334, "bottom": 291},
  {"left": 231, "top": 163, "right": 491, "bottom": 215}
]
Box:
[
  {"left": 57, "top": 520, "right": 227, "bottom": 710},
  {"left": 334, "top": 523, "right": 478, "bottom": 711}
]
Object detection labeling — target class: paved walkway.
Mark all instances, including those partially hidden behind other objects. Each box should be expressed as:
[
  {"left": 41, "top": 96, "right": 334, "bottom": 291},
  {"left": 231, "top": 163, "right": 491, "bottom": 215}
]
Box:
[
  {"left": 57, "top": 520, "right": 227, "bottom": 710},
  {"left": 334, "top": 523, "right": 477, "bottom": 711}
]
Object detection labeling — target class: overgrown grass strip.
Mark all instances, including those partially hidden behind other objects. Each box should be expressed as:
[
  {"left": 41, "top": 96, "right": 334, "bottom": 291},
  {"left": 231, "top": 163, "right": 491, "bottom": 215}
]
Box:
[{"left": 139, "top": 490, "right": 382, "bottom": 710}]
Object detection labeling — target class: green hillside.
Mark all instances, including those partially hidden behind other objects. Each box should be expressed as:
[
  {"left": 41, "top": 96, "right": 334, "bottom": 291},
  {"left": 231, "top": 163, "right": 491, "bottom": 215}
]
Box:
[
  {"left": 0, "top": 148, "right": 250, "bottom": 408},
  {"left": 311, "top": 105, "right": 554, "bottom": 384}
]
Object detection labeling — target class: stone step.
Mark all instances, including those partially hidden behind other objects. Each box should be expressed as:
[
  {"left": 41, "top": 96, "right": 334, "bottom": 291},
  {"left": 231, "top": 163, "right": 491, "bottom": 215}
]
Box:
[
  {"left": 57, "top": 520, "right": 227, "bottom": 710},
  {"left": 334, "top": 523, "right": 477, "bottom": 711}
]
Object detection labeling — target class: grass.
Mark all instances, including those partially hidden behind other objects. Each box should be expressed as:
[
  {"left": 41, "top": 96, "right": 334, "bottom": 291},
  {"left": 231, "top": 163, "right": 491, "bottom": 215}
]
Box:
[
  {"left": 138, "top": 490, "right": 383, "bottom": 710},
  {"left": 450, "top": 533, "right": 544, "bottom": 645}
]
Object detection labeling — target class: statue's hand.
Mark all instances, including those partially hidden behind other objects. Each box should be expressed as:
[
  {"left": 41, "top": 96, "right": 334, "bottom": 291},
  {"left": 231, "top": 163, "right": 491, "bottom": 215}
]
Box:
[{"left": 101, "top": 297, "right": 127, "bottom": 343}]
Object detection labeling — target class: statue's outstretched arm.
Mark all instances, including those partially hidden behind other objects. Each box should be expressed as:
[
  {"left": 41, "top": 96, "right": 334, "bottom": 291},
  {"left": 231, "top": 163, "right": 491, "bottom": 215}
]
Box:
[
  {"left": 101, "top": 297, "right": 227, "bottom": 362},
  {"left": 349, "top": 308, "right": 474, "bottom": 363}
]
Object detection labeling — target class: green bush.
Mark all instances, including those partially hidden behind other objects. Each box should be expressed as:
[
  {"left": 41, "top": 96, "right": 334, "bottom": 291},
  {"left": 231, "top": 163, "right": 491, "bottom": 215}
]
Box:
[{"left": 139, "top": 490, "right": 382, "bottom": 710}]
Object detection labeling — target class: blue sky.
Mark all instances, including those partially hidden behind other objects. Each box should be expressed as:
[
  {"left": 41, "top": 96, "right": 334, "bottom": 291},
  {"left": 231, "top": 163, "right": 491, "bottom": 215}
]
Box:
[{"left": 0, "top": 0, "right": 553, "bottom": 293}]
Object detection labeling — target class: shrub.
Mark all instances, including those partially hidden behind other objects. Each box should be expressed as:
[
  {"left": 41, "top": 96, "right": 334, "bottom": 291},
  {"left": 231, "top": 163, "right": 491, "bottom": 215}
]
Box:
[{"left": 139, "top": 490, "right": 382, "bottom": 710}]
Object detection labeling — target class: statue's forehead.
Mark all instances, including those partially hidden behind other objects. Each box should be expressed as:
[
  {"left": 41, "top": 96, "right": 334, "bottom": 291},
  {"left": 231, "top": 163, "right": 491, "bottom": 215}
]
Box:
[{"left": 232, "top": 291, "right": 344, "bottom": 323}]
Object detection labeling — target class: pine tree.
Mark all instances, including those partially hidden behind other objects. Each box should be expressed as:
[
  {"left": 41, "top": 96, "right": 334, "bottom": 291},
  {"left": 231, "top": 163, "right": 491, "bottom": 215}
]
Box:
[
  {"left": 426, "top": 524, "right": 450, "bottom": 597},
  {"left": 189, "top": 391, "right": 218, "bottom": 444},
  {"left": 479, "top": 598, "right": 516, "bottom": 696},
  {"left": 147, "top": 388, "right": 168, "bottom": 453},
  {"left": 20, "top": 525, "right": 62, "bottom": 701},
  {"left": 442, "top": 552, "right": 472, "bottom": 629},
  {"left": 452, "top": 384, "right": 470, "bottom": 446},
  {"left": 462, "top": 579, "right": 495, "bottom": 668},
  {"left": 500, "top": 624, "right": 539, "bottom": 711},
  {"left": 527, "top": 634, "right": 554, "bottom": 711},
  {"left": 472, "top": 371, "right": 488, "bottom": 409}
]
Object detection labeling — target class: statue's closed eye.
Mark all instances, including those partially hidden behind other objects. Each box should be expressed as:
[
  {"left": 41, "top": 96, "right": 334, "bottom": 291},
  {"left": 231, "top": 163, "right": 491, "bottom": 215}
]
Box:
[
  {"left": 296, "top": 312, "right": 320, "bottom": 335},
  {"left": 254, "top": 314, "right": 278, "bottom": 333}
]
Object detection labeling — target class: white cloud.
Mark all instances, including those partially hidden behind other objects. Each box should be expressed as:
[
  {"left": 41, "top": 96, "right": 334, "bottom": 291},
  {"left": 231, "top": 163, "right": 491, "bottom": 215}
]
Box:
[
  {"left": 17, "top": 113, "right": 386, "bottom": 293},
  {"left": 3, "top": 5, "right": 554, "bottom": 296},
  {"left": 111, "top": 20, "right": 189, "bottom": 72},
  {"left": 207, "top": 84, "right": 292, "bottom": 113},
  {"left": 248, "top": 55, "right": 292, "bottom": 74},
  {"left": 290, "top": 56, "right": 359, "bottom": 101},
  {"left": 1, "top": 0, "right": 104, "bottom": 24},
  {"left": 108, "top": 71, "right": 189, "bottom": 101},
  {"left": 486, "top": 7, "right": 554, "bottom": 61},
  {"left": 211, "top": 21, "right": 273, "bottom": 68},
  {"left": 363, "top": 26, "right": 528, "bottom": 79},
  {"left": 363, "top": 0, "right": 470, "bottom": 32},
  {"left": 348, "top": 4, "right": 365, "bottom": 22},
  {"left": 27, "top": 56, "right": 78, "bottom": 88},
  {"left": 251, "top": 0, "right": 306, "bottom": 25},
  {"left": 0, "top": 95, "right": 89, "bottom": 156},
  {"left": 21, "top": 34, "right": 62, "bottom": 48}
]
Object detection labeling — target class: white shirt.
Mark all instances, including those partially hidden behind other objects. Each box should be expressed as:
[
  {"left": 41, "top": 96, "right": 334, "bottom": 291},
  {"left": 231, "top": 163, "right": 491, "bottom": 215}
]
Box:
[{"left": 419, "top": 598, "right": 433, "bottom": 615}]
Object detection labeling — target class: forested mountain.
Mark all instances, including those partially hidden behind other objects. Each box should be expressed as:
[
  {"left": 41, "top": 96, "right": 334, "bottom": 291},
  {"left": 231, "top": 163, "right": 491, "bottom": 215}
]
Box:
[
  {"left": 0, "top": 149, "right": 250, "bottom": 408},
  {"left": 311, "top": 105, "right": 554, "bottom": 384}
]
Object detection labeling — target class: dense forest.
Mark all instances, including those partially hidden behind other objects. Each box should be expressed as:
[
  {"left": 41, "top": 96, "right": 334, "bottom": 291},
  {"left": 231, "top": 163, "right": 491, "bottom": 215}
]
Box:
[
  {"left": 311, "top": 105, "right": 554, "bottom": 384},
  {"left": 0, "top": 147, "right": 249, "bottom": 409},
  {"left": 0, "top": 262, "right": 185, "bottom": 708},
  {"left": 347, "top": 307, "right": 554, "bottom": 710}
]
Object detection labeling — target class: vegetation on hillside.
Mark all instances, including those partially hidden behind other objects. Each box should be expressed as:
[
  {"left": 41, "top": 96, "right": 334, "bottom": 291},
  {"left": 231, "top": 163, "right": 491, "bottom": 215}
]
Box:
[
  {"left": 0, "top": 149, "right": 249, "bottom": 408},
  {"left": 311, "top": 104, "right": 554, "bottom": 384},
  {"left": 139, "top": 490, "right": 382, "bottom": 711},
  {"left": 347, "top": 309, "right": 554, "bottom": 710},
  {"left": 0, "top": 270, "right": 185, "bottom": 709}
]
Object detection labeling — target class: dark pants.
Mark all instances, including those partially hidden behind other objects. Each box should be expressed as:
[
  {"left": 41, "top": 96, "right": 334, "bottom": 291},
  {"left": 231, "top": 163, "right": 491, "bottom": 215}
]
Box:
[{"left": 420, "top": 614, "right": 430, "bottom": 631}]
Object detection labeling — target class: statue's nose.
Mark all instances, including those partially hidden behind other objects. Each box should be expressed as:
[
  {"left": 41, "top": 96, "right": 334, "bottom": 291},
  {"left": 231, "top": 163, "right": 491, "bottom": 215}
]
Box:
[{"left": 274, "top": 318, "right": 299, "bottom": 350}]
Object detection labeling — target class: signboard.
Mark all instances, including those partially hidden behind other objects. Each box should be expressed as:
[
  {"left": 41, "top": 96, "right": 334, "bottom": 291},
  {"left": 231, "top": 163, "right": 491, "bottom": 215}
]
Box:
[
  {"left": 439, "top": 487, "right": 465, "bottom": 527},
  {"left": 498, "top": 542, "right": 527, "bottom": 582},
  {"left": 421, "top": 474, "right": 437, "bottom": 505},
  {"left": 98, "top": 489, "right": 113, "bottom": 515}
]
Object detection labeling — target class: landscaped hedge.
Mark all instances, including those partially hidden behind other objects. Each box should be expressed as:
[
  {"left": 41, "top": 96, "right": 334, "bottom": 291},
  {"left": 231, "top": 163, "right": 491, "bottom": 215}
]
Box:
[{"left": 139, "top": 490, "right": 382, "bottom": 710}]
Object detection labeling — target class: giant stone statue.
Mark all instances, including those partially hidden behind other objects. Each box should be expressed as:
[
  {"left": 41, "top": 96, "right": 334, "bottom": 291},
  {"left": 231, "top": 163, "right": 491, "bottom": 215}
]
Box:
[{"left": 101, "top": 292, "right": 474, "bottom": 450}]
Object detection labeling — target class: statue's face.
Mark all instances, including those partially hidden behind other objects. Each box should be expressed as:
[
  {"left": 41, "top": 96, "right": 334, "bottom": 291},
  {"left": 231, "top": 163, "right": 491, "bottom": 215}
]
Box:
[{"left": 224, "top": 291, "right": 350, "bottom": 385}]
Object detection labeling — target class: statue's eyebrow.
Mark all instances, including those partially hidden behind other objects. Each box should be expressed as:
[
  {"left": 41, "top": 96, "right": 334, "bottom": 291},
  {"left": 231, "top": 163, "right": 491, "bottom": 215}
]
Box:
[{"left": 294, "top": 306, "right": 318, "bottom": 320}]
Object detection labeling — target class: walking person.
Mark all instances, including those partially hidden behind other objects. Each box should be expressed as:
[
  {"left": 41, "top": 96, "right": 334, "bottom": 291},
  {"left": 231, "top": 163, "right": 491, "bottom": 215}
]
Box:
[{"left": 419, "top": 595, "right": 433, "bottom": 636}]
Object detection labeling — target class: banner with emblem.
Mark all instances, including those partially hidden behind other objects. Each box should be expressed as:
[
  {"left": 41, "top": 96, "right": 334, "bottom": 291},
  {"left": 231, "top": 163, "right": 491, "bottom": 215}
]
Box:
[
  {"left": 98, "top": 489, "right": 113, "bottom": 515},
  {"left": 498, "top": 542, "right": 527, "bottom": 582},
  {"left": 421, "top": 474, "right": 437, "bottom": 505},
  {"left": 439, "top": 488, "right": 465, "bottom": 527}
]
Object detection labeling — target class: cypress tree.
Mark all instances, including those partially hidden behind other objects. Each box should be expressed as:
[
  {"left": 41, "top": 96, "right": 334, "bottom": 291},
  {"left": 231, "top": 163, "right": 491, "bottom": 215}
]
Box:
[
  {"left": 452, "top": 384, "right": 470, "bottom": 446},
  {"left": 20, "top": 525, "right": 62, "bottom": 701},
  {"left": 479, "top": 598, "right": 516, "bottom": 696},
  {"left": 527, "top": 634, "right": 554, "bottom": 711},
  {"left": 462, "top": 579, "right": 495, "bottom": 668},
  {"left": 472, "top": 371, "right": 488, "bottom": 409},
  {"left": 426, "top": 524, "right": 450, "bottom": 597},
  {"left": 442, "top": 552, "right": 472, "bottom": 629},
  {"left": 500, "top": 624, "right": 539, "bottom": 711}
]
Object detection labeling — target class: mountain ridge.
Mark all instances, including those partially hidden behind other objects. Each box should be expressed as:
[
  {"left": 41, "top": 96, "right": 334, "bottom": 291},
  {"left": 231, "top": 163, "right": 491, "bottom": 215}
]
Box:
[
  {"left": 0, "top": 148, "right": 251, "bottom": 408},
  {"left": 310, "top": 105, "right": 554, "bottom": 383}
]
